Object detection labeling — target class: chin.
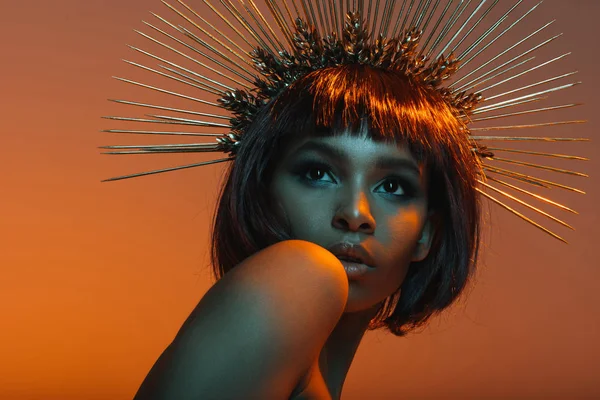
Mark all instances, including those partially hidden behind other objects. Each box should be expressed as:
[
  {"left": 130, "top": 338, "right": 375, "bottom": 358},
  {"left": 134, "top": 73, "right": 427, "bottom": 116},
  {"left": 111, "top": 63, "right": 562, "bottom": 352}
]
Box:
[{"left": 343, "top": 285, "right": 385, "bottom": 315}]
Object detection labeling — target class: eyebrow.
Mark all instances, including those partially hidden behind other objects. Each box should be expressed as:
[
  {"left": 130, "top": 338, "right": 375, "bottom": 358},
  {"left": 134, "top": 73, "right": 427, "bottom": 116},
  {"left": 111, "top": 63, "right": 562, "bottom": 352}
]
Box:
[{"left": 294, "top": 141, "right": 421, "bottom": 176}]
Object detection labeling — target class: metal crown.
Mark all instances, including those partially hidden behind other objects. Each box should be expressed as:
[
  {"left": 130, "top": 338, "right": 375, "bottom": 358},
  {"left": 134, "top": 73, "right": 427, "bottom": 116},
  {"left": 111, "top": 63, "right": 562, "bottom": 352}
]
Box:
[{"left": 101, "top": 0, "right": 587, "bottom": 242}]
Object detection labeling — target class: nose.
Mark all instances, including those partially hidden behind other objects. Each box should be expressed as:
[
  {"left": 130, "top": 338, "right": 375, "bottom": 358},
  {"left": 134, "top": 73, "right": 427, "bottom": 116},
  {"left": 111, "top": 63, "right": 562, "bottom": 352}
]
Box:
[{"left": 332, "top": 189, "right": 376, "bottom": 234}]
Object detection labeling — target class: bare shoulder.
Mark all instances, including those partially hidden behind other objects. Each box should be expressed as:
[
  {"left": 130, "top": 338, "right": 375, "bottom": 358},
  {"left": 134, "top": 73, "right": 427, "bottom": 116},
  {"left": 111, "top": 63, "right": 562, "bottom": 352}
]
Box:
[{"left": 133, "top": 240, "right": 348, "bottom": 400}]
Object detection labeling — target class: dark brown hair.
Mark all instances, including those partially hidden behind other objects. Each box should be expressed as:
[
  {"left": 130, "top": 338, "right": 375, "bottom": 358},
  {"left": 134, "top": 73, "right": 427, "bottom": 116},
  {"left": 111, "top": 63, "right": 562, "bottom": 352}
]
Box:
[{"left": 211, "top": 64, "right": 481, "bottom": 336}]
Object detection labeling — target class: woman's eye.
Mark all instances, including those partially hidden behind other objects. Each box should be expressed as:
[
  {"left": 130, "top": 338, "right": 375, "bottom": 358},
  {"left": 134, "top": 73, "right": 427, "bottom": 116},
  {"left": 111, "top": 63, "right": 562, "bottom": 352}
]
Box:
[
  {"left": 305, "top": 167, "right": 334, "bottom": 183},
  {"left": 375, "top": 179, "right": 408, "bottom": 197}
]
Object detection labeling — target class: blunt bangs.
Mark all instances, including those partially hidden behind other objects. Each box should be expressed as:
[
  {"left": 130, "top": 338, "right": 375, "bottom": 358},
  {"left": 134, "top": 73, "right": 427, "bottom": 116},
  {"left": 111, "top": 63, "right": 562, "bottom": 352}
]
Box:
[{"left": 267, "top": 64, "right": 473, "bottom": 169}]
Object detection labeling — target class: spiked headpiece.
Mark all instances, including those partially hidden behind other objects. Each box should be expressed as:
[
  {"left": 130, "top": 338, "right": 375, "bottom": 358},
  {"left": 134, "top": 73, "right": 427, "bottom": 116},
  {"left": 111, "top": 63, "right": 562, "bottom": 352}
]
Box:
[{"left": 101, "top": 0, "right": 587, "bottom": 242}]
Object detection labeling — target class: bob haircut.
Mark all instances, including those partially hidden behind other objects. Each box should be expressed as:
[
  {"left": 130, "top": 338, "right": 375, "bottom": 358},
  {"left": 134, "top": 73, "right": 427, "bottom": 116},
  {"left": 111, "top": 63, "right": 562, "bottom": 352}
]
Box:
[{"left": 211, "top": 64, "right": 481, "bottom": 336}]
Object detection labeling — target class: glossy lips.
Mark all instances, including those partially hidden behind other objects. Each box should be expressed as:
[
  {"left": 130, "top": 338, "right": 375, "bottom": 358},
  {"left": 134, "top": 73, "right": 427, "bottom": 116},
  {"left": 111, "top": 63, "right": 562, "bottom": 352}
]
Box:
[{"left": 327, "top": 242, "right": 375, "bottom": 278}]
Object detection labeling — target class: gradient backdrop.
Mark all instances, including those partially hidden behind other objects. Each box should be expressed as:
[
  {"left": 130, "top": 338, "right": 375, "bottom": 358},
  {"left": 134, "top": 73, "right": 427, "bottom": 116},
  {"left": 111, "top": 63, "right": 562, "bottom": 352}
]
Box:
[{"left": 1, "top": 1, "right": 599, "bottom": 399}]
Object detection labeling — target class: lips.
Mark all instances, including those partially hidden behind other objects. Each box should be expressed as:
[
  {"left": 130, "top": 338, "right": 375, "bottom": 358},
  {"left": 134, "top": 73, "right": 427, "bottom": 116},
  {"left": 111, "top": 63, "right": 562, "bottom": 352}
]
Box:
[
  {"left": 326, "top": 242, "right": 375, "bottom": 268},
  {"left": 337, "top": 256, "right": 363, "bottom": 263}
]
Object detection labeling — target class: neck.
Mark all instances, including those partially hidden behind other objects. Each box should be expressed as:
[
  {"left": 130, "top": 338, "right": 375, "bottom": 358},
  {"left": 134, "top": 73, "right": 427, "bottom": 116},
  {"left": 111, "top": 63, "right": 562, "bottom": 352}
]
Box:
[{"left": 318, "top": 304, "right": 380, "bottom": 400}]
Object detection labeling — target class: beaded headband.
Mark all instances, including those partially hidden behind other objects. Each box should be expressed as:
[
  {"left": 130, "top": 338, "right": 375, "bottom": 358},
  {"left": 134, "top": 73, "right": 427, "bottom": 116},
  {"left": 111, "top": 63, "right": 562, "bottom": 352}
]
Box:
[{"left": 101, "top": 0, "right": 587, "bottom": 242}]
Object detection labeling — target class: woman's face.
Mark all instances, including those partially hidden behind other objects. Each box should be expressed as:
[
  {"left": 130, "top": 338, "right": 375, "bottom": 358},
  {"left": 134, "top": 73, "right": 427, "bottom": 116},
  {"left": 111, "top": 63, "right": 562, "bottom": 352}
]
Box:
[{"left": 269, "top": 129, "right": 434, "bottom": 313}]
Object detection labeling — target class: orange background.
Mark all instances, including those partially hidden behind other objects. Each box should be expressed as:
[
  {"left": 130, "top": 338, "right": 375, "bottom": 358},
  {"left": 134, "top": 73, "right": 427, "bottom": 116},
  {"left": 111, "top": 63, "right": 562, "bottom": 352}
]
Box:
[{"left": 1, "top": 1, "right": 598, "bottom": 399}]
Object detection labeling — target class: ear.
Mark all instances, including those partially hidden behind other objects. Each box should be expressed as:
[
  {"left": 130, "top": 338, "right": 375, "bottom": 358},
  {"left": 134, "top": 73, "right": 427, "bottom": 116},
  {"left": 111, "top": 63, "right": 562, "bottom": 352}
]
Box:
[{"left": 412, "top": 212, "right": 437, "bottom": 262}]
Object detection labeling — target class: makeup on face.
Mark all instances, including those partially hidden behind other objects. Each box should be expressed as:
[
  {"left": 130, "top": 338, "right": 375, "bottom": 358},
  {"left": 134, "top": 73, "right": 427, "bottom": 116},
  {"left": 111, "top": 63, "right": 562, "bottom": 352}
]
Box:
[
  {"left": 286, "top": 139, "right": 425, "bottom": 204},
  {"left": 269, "top": 133, "right": 431, "bottom": 312}
]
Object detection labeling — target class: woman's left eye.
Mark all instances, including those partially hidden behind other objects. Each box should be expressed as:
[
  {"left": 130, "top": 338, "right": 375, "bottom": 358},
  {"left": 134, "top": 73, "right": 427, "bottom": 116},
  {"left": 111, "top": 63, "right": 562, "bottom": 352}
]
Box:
[
  {"left": 375, "top": 178, "right": 410, "bottom": 197},
  {"left": 303, "top": 165, "right": 336, "bottom": 183}
]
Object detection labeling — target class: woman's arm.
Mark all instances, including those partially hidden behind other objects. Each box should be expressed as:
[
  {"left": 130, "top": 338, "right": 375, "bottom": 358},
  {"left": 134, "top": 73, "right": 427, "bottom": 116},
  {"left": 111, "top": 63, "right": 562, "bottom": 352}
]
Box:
[{"left": 133, "top": 240, "right": 348, "bottom": 400}]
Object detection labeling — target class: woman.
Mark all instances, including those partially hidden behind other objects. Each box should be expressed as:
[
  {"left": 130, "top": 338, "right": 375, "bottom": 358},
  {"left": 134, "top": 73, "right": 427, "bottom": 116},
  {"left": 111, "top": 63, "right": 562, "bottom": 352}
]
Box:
[
  {"left": 132, "top": 63, "right": 479, "bottom": 399},
  {"left": 102, "top": 1, "right": 584, "bottom": 398}
]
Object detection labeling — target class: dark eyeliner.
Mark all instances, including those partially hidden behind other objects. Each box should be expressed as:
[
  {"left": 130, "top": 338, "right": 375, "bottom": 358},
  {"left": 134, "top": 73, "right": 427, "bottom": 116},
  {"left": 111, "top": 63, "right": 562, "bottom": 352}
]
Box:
[
  {"left": 377, "top": 176, "right": 420, "bottom": 199},
  {"left": 290, "top": 159, "right": 336, "bottom": 184}
]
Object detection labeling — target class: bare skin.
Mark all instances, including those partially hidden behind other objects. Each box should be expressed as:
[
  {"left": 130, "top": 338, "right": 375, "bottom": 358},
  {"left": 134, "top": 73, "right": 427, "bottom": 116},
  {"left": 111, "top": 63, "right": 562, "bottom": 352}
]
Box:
[
  {"left": 133, "top": 240, "right": 350, "bottom": 400},
  {"left": 269, "top": 128, "right": 435, "bottom": 398},
  {"left": 132, "top": 128, "right": 435, "bottom": 400}
]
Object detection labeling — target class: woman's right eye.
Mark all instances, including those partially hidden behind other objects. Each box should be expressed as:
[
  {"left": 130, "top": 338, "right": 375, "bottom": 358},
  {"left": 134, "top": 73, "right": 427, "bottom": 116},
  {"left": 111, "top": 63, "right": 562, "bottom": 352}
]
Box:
[
  {"left": 302, "top": 165, "right": 336, "bottom": 184},
  {"left": 307, "top": 167, "right": 325, "bottom": 180}
]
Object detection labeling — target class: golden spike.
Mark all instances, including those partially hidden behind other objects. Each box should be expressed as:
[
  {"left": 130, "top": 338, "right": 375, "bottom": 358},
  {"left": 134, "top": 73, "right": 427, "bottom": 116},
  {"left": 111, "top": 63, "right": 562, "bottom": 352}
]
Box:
[
  {"left": 103, "top": 116, "right": 224, "bottom": 127},
  {"left": 436, "top": 1, "right": 491, "bottom": 59},
  {"left": 418, "top": 0, "right": 442, "bottom": 34},
  {"left": 264, "top": 0, "right": 296, "bottom": 48},
  {"left": 470, "top": 104, "right": 581, "bottom": 123},
  {"left": 470, "top": 120, "right": 587, "bottom": 131},
  {"left": 419, "top": 0, "right": 454, "bottom": 53},
  {"left": 219, "top": 0, "right": 277, "bottom": 56},
  {"left": 408, "top": 0, "right": 424, "bottom": 32},
  {"left": 111, "top": 77, "right": 220, "bottom": 107},
  {"left": 122, "top": 59, "right": 226, "bottom": 96},
  {"left": 426, "top": 0, "right": 469, "bottom": 59},
  {"left": 476, "top": 83, "right": 581, "bottom": 112},
  {"left": 378, "top": 0, "right": 392, "bottom": 37},
  {"left": 471, "top": 96, "right": 547, "bottom": 115},
  {"left": 127, "top": 45, "right": 230, "bottom": 92},
  {"left": 289, "top": 0, "right": 303, "bottom": 24},
  {"left": 390, "top": 0, "right": 408, "bottom": 38},
  {"left": 157, "top": 65, "right": 224, "bottom": 96},
  {"left": 319, "top": 0, "right": 332, "bottom": 32},
  {"left": 484, "top": 147, "right": 588, "bottom": 161},
  {"left": 374, "top": 0, "right": 387, "bottom": 37},
  {"left": 101, "top": 143, "right": 221, "bottom": 153},
  {"left": 476, "top": 188, "right": 568, "bottom": 243},
  {"left": 458, "top": 1, "right": 542, "bottom": 69},
  {"left": 461, "top": 56, "right": 535, "bottom": 93},
  {"left": 485, "top": 156, "right": 588, "bottom": 177},
  {"left": 299, "top": 0, "right": 317, "bottom": 29},
  {"left": 102, "top": 129, "right": 224, "bottom": 137},
  {"left": 238, "top": 0, "right": 286, "bottom": 51},
  {"left": 102, "top": 149, "right": 217, "bottom": 155},
  {"left": 344, "top": 0, "right": 352, "bottom": 27},
  {"left": 175, "top": 0, "right": 252, "bottom": 53},
  {"left": 484, "top": 72, "right": 579, "bottom": 103},
  {"left": 478, "top": 179, "right": 574, "bottom": 229},
  {"left": 456, "top": 31, "right": 561, "bottom": 92},
  {"left": 177, "top": 25, "right": 256, "bottom": 84},
  {"left": 481, "top": 58, "right": 575, "bottom": 99},
  {"left": 483, "top": 166, "right": 549, "bottom": 188},
  {"left": 328, "top": 0, "right": 339, "bottom": 35},
  {"left": 197, "top": 0, "right": 254, "bottom": 49},
  {"left": 366, "top": 0, "right": 374, "bottom": 34},
  {"left": 409, "top": 0, "right": 432, "bottom": 31},
  {"left": 162, "top": 1, "right": 253, "bottom": 63},
  {"left": 310, "top": 0, "right": 327, "bottom": 34},
  {"left": 448, "top": 0, "right": 499, "bottom": 55},
  {"left": 146, "top": 114, "right": 232, "bottom": 128},
  {"left": 108, "top": 99, "right": 230, "bottom": 120},
  {"left": 101, "top": 142, "right": 219, "bottom": 149},
  {"left": 133, "top": 29, "right": 243, "bottom": 89},
  {"left": 149, "top": 13, "right": 255, "bottom": 78},
  {"left": 274, "top": 0, "right": 295, "bottom": 29},
  {"left": 486, "top": 176, "right": 578, "bottom": 214},
  {"left": 399, "top": 0, "right": 417, "bottom": 37},
  {"left": 101, "top": 158, "right": 234, "bottom": 182},
  {"left": 472, "top": 136, "right": 588, "bottom": 142},
  {"left": 483, "top": 165, "right": 586, "bottom": 194},
  {"left": 453, "top": 0, "right": 524, "bottom": 69}
]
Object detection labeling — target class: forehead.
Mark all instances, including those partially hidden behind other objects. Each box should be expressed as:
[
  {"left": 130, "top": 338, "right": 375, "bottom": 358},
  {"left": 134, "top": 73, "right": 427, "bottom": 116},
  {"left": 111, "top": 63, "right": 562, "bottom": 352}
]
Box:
[{"left": 283, "top": 131, "right": 418, "bottom": 163}]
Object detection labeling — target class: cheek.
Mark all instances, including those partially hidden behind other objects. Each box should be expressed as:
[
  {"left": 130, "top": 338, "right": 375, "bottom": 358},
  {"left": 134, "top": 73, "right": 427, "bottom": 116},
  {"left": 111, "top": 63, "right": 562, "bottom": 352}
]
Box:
[
  {"left": 286, "top": 202, "right": 328, "bottom": 238},
  {"left": 378, "top": 207, "right": 426, "bottom": 256},
  {"left": 372, "top": 210, "right": 425, "bottom": 289},
  {"left": 271, "top": 180, "right": 331, "bottom": 238}
]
